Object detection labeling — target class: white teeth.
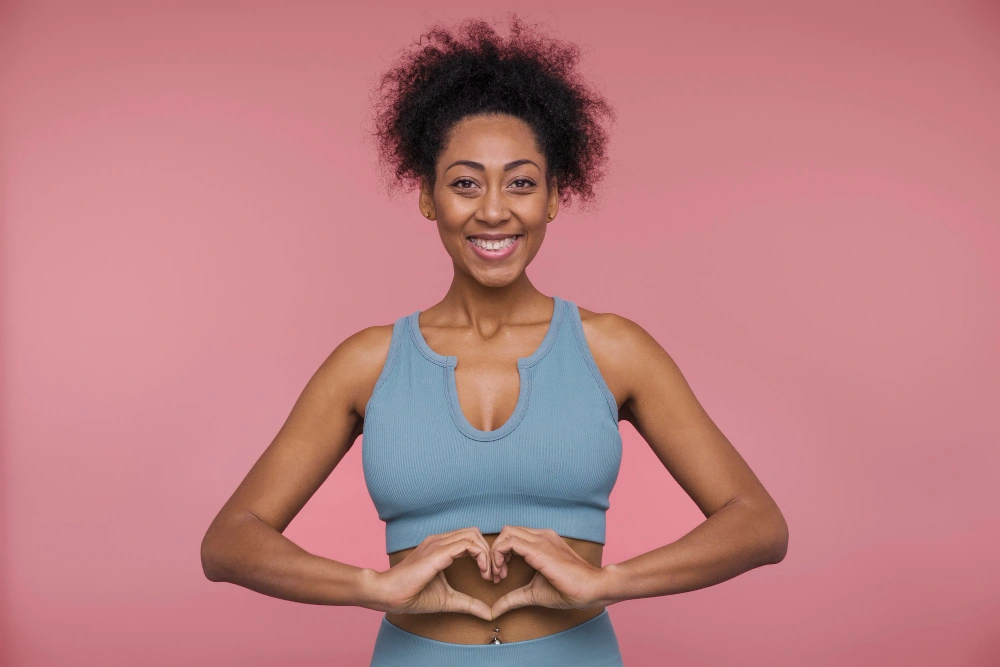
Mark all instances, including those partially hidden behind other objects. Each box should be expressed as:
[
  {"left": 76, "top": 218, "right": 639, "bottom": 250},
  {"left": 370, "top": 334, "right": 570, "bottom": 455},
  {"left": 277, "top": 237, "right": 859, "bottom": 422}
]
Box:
[{"left": 470, "top": 235, "right": 519, "bottom": 251}]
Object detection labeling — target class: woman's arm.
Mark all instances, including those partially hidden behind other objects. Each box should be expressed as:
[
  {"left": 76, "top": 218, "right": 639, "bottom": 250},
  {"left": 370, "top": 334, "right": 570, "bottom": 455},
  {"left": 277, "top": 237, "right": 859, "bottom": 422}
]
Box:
[
  {"left": 200, "top": 325, "right": 392, "bottom": 608},
  {"left": 584, "top": 312, "right": 789, "bottom": 605}
]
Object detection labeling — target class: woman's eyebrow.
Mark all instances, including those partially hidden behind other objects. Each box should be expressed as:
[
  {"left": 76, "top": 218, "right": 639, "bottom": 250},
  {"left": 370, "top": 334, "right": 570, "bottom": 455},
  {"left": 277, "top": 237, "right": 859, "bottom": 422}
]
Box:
[{"left": 445, "top": 159, "right": 539, "bottom": 173}]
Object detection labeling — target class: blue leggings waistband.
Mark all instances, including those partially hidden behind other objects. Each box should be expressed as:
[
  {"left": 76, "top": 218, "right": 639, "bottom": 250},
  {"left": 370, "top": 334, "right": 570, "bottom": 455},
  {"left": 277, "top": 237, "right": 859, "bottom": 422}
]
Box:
[{"left": 369, "top": 609, "right": 624, "bottom": 666}]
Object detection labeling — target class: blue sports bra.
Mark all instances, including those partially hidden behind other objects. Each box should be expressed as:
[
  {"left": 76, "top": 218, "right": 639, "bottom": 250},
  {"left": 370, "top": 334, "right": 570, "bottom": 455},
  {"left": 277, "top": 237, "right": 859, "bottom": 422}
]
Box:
[{"left": 362, "top": 295, "right": 623, "bottom": 554}]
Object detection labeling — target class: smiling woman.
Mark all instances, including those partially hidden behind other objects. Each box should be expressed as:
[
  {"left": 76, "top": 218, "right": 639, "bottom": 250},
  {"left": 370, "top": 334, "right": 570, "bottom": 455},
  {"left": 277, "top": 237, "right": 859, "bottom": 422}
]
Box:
[
  {"left": 200, "top": 12, "right": 787, "bottom": 667},
  {"left": 419, "top": 114, "right": 557, "bottom": 290}
]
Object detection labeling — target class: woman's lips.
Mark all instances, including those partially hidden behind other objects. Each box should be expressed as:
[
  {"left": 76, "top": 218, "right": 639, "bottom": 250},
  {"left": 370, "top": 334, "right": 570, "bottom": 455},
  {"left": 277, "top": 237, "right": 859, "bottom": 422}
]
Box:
[{"left": 467, "top": 235, "right": 522, "bottom": 261}]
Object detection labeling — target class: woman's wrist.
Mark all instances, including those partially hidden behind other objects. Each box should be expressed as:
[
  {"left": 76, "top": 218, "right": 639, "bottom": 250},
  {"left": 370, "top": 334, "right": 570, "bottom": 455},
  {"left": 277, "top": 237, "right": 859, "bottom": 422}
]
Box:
[
  {"left": 356, "top": 567, "right": 388, "bottom": 611},
  {"left": 597, "top": 562, "right": 631, "bottom": 606}
]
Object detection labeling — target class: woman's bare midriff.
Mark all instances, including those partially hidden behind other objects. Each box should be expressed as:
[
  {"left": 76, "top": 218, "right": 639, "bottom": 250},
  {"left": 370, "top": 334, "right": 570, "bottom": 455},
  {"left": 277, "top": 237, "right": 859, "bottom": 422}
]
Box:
[{"left": 385, "top": 532, "right": 606, "bottom": 644}]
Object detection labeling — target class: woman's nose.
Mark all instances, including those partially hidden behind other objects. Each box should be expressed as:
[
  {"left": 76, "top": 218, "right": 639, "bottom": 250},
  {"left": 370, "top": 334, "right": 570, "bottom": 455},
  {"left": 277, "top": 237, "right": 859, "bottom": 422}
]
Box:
[{"left": 477, "top": 188, "right": 510, "bottom": 224}]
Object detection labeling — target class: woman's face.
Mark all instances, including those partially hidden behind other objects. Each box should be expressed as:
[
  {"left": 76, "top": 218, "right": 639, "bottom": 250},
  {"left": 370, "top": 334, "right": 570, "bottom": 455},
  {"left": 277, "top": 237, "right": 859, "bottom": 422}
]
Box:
[{"left": 419, "top": 113, "right": 559, "bottom": 289}]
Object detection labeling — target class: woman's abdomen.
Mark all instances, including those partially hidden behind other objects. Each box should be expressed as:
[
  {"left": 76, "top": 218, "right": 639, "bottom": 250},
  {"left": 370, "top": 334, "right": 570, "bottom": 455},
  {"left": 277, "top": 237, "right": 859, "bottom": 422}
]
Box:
[{"left": 385, "top": 533, "right": 606, "bottom": 644}]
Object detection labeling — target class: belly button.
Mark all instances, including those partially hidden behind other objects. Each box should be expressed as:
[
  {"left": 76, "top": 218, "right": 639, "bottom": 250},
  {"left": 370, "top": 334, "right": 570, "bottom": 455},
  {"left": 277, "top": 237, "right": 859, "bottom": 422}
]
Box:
[{"left": 488, "top": 626, "right": 502, "bottom": 644}]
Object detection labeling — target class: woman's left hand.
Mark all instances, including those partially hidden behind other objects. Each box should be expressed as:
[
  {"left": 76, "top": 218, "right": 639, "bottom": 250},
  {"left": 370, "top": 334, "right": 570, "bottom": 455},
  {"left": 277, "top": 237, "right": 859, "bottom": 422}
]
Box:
[{"left": 489, "top": 526, "right": 614, "bottom": 619}]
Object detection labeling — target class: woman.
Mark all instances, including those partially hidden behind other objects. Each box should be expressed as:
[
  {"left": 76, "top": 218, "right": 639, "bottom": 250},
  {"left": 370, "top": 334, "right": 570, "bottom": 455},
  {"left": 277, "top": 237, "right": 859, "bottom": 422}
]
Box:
[{"left": 201, "top": 15, "right": 788, "bottom": 666}]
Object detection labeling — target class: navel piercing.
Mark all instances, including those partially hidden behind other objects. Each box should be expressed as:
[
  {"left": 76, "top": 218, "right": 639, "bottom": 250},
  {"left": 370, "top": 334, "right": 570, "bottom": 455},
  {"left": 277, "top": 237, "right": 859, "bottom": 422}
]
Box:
[{"left": 488, "top": 626, "right": 502, "bottom": 644}]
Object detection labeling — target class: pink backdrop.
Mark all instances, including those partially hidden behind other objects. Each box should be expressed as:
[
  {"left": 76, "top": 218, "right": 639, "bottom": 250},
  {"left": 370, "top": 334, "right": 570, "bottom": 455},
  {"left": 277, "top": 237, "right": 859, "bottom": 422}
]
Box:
[{"left": 2, "top": 1, "right": 998, "bottom": 665}]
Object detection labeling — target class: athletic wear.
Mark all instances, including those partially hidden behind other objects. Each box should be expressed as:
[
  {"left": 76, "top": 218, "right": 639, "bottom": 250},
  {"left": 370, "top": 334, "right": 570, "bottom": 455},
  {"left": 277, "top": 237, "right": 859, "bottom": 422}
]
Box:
[
  {"left": 369, "top": 609, "right": 624, "bottom": 666},
  {"left": 362, "top": 295, "right": 625, "bottom": 664},
  {"left": 362, "top": 295, "right": 623, "bottom": 554}
]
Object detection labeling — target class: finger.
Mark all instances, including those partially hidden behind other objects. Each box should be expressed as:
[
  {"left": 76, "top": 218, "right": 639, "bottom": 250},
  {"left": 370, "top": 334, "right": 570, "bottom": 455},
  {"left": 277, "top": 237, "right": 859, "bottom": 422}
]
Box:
[
  {"left": 492, "top": 530, "right": 512, "bottom": 570},
  {"left": 447, "top": 528, "right": 494, "bottom": 580},
  {"left": 491, "top": 526, "right": 539, "bottom": 566},
  {"left": 493, "top": 534, "right": 548, "bottom": 576},
  {"left": 491, "top": 526, "right": 542, "bottom": 580},
  {"left": 466, "top": 528, "right": 494, "bottom": 580},
  {"left": 491, "top": 532, "right": 514, "bottom": 579},
  {"left": 489, "top": 527, "right": 519, "bottom": 582},
  {"left": 488, "top": 529, "right": 506, "bottom": 580},
  {"left": 492, "top": 533, "right": 534, "bottom": 562},
  {"left": 438, "top": 526, "right": 489, "bottom": 551},
  {"left": 467, "top": 533, "right": 495, "bottom": 580},
  {"left": 490, "top": 583, "right": 535, "bottom": 619},
  {"left": 442, "top": 587, "right": 493, "bottom": 622},
  {"left": 436, "top": 538, "right": 493, "bottom": 577},
  {"left": 424, "top": 537, "right": 488, "bottom": 579}
]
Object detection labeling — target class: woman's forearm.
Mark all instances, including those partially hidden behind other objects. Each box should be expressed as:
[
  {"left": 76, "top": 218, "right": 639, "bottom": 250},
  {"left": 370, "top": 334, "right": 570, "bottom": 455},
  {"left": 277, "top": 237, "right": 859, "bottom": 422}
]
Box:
[
  {"left": 600, "top": 496, "right": 788, "bottom": 604},
  {"left": 201, "top": 511, "right": 381, "bottom": 608}
]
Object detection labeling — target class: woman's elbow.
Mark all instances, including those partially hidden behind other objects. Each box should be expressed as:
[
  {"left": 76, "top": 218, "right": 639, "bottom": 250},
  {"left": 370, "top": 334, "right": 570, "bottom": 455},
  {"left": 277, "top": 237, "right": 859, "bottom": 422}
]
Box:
[
  {"left": 201, "top": 522, "right": 232, "bottom": 582},
  {"left": 201, "top": 536, "right": 222, "bottom": 582},
  {"left": 765, "top": 509, "right": 789, "bottom": 564}
]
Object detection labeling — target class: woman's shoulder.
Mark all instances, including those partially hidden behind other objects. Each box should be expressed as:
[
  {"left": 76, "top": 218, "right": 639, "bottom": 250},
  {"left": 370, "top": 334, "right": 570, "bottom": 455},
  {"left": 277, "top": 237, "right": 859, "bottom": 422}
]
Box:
[
  {"left": 573, "top": 303, "right": 677, "bottom": 415},
  {"left": 313, "top": 320, "right": 398, "bottom": 419},
  {"left": 574, "top": 303, "right": 659, "bottom": 360}
]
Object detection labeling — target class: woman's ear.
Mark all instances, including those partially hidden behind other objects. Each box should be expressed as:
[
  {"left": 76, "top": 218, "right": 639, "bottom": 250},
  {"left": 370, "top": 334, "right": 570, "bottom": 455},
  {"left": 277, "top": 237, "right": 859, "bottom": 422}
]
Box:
[
  {"left": 546, "top": 180, "right": 559, "bottom": 221},
  {"left": 418, "top": 177, "right": 436, "bottom": 220}
]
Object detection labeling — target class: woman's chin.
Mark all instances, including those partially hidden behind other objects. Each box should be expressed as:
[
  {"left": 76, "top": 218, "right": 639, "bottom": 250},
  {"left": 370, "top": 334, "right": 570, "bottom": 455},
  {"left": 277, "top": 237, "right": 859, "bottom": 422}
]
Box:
[{"left": 465, "top": 264, "right": 524, "bottom": 288}]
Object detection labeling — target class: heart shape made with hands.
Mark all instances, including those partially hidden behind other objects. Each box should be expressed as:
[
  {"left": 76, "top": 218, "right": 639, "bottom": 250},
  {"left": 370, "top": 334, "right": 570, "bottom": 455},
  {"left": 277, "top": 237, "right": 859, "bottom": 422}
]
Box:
[{"left": 462, "top": 525, "right": 609, "bottom": 620}]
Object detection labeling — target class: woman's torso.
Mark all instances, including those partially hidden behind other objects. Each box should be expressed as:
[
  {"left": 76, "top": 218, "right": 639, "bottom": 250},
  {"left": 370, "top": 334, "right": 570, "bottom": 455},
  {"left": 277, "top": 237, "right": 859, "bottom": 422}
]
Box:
[{"left": 359, "top": 295, "right": 626, "bottom": 644}]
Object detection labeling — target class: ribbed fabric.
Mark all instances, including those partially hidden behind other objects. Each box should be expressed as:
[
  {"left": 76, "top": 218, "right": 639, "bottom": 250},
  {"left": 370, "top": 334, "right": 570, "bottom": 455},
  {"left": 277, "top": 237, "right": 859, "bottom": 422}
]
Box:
[
  {"left": 362, "top": 295, "right": 623, "bottom": 554},
  {"left": 369, "top": 609, "right": 624, "bottom": 666}
]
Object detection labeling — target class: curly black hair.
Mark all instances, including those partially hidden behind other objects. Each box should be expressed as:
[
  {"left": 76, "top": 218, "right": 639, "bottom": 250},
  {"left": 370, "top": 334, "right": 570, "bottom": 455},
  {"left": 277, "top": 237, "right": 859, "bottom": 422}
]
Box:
[{"left": 367, "top": 13, "right": 616, "bottom": 211}]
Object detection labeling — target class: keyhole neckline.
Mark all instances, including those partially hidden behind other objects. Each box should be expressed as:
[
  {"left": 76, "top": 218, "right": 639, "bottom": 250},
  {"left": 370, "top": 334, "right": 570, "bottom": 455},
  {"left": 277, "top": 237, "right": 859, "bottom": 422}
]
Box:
[{"left": 406, "top": 295, "right": 566, "bottom": 441}]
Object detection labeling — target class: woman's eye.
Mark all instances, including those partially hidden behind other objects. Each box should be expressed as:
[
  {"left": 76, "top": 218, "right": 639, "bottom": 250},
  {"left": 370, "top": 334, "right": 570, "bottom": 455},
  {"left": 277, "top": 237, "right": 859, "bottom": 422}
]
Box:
[{"left": 449, "top": 178, "right": 534, "bottom": 189}]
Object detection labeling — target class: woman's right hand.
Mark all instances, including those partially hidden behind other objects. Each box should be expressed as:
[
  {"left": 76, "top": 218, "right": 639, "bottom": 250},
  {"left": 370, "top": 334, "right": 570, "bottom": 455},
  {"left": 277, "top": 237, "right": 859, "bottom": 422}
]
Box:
[{"left": 368, "top": 528, "right": 496, "bottom": 621}]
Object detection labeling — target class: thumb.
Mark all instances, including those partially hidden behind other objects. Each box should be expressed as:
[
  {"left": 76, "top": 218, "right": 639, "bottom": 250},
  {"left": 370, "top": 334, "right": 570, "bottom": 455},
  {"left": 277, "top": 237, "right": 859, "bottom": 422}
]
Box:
[
  {"left": 490, "top": 583, "right": 534, "bottom": 619},
  {"left": 440, "top": 581, "right": 493, "bottom": 622}
]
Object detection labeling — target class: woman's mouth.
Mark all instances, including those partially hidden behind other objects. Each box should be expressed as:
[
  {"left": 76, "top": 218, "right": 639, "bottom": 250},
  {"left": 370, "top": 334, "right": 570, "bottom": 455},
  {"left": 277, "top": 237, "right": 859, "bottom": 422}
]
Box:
[{"left": 467, "top": 234, "right": 523, "bottom": 261}]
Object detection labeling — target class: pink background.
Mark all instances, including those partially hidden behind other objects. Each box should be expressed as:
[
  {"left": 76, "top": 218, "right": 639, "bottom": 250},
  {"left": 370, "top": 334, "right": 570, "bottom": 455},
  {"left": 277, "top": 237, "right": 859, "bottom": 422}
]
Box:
[{"left": 2, "top": 1, "right": 998, "bottom": 665}]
